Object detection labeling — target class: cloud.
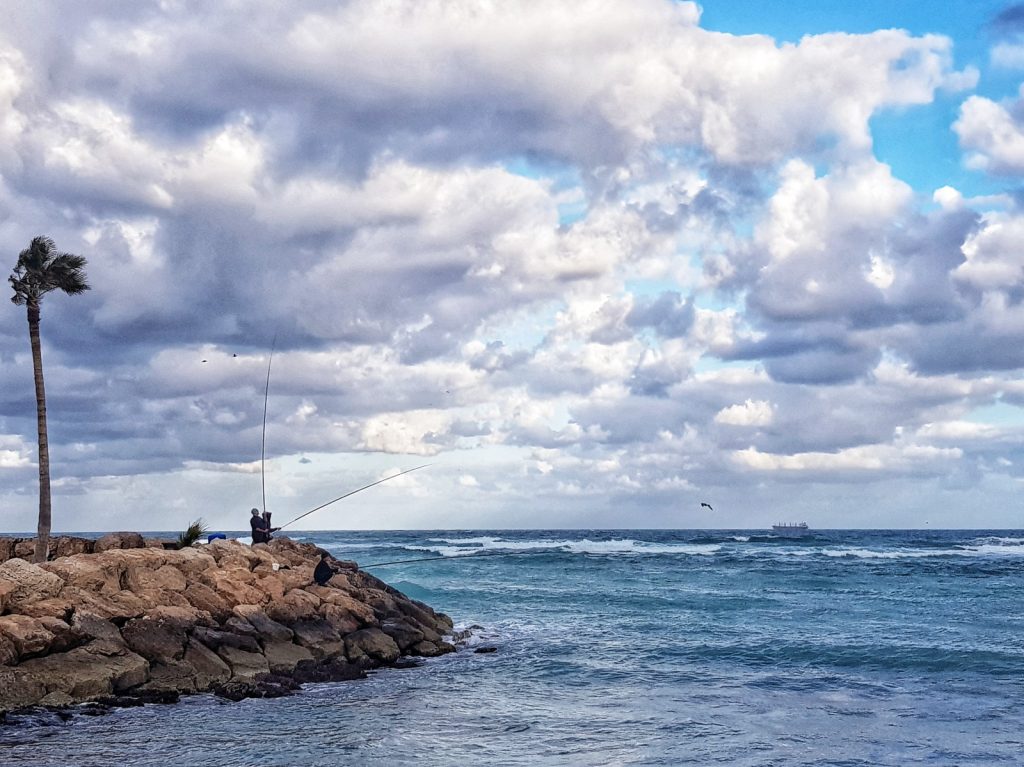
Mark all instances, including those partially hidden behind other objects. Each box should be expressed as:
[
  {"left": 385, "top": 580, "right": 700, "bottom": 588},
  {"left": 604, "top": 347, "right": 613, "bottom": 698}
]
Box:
[
  {"left": 0, "top": 1, "right": 1018, "bottom": 530},
  {"left": 954, "top": 86, "right": 1024, "bottom": 175}
]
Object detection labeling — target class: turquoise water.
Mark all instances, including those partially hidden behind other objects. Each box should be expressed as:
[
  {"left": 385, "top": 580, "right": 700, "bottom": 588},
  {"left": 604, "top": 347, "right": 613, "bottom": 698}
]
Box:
[{"left": 3, "top": 529, "right": 1023, "bottom": 766}]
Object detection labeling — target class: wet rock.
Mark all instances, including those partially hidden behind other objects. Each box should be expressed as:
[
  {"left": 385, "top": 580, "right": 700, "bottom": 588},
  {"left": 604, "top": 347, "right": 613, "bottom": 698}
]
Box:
[{"left": 344, "top": 627, "right": 400, "bottom": 665}]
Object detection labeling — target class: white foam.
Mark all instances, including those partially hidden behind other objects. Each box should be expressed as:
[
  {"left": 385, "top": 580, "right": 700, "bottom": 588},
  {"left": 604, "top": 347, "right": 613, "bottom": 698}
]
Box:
[
  {"left": 406, "top": 537, "right": 721, "bottom": 557},
  {"left": 235, "top": 536, "right": 253, "bottom": 546}
]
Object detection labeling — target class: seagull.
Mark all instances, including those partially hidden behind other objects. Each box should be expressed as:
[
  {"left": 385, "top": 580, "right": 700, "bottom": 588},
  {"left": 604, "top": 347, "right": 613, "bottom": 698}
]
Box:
[{"left": 700, "top": 502, "right": 713, "bottom": 511}]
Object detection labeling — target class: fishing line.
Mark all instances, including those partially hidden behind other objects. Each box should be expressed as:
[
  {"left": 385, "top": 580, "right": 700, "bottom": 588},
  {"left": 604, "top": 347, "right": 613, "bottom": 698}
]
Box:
[
  {"left": 277, "top": 464, "right": 432, "bottom": 531},
  {"left": 261, "top": 333, "right": 277, "bottom": 515}
]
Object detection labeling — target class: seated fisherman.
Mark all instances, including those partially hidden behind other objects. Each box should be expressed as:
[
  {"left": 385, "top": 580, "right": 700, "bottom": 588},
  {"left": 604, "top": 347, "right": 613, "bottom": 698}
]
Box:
[{"left": 314, "top": 550, "right": 341, "bottom": 586}]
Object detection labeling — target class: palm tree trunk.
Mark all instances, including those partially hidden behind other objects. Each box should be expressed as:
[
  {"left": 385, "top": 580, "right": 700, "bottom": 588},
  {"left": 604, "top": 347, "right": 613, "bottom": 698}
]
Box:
[{"left": 27, "top": 302, "right": 51, "bottom": 564}]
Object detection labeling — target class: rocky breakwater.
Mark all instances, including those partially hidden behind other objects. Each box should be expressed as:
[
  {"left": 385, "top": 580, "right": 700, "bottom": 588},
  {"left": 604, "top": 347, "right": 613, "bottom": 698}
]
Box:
[{"left": 0, "top": 537, "right": 454, "bottom": 716}]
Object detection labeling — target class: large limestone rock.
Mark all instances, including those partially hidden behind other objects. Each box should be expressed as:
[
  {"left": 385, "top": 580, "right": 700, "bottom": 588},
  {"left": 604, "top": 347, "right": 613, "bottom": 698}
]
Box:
[{"left": 0, "top": 558, "right": 65, "bottom": 609}]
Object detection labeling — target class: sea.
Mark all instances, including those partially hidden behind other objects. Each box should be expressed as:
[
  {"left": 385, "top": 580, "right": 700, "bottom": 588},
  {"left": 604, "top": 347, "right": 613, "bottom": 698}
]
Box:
[{"left": 2, "top": 528, "right": 1023, "bottom": 766}]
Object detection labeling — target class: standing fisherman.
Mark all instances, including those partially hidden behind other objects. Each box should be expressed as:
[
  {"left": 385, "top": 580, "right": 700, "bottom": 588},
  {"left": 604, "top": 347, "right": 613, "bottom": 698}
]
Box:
[{"left": 250, "top": 508, "right": 269, "bottom": 543}]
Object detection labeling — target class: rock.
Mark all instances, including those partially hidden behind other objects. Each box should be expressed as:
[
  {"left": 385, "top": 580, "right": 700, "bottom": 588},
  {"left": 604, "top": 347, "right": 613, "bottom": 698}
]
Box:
[
  {"left": 200, "top": 568, "right": 266, "bottom": 607},
  {"left": 183, "top": 639, "right": 231, "bottom": 689},
  {"left": 0, "top": 614, "right": 58, "bottom": 659},
  {"left": 0, "top": 578, "right": 17, "bottom": 614},
  {"left": 126, "top": 564, "right": 187, "bottom": 592},
  {"left": 216, "top": 645, "right": 269, "bottom": 681},
  {"left": 14, "top": 642, "right": 149, "bottom": 701},
  {"left": 94, "top": 532, "right": 146, "bottom": 552},
  {"left": 320, "top": 604, "right": 361, "bottom": 635},
  {"left": 224, "top": 616, "right": 262, "bottom": 639},
  {"left": 0, "top": 558, "right": 65, "bottom": 609},
  {"left": 265, "top": 590, "right": 320, "bottom": 624},
  {"left": 233, "top": 606, "right": 293, "bottom": 642},
  {"left": 473, "top": 646, "right": 498, "bottom": 654},
  {"left": 121, "top": 615, "right": 188, "bottom": 662},
  {"left": 71, "top": 611, "right": 126, "bottom": 645},
  {"left": 290, "top": 619, "right": 344, "bottom": 660},
  {"left": 0, "top": 668, "right": 47, "bottom": 710},
  {"left": 262, "top": 640, "right": 314, "bottom": 674},
  {"left": 13, "top": 597, "right": 74, "bottom": 621},
  {"left": 142, "top": 660, "right": 199, "bottom": 694},
  {"left": 0, "top": 634, "right": 17, "bottom": 665},
  {"left": 0, "top": 538, "right": 19, "bottom": 564},
  {"left": 344, "top": 627, "right": 400, "bottom": 665},
  {"left": 411, "top": 640, "right": 455, "bottom": 657},
  {"left": 41, "top": 558, "right": 119, "bottom": 594},
  {"left": 183, "top": 583, "right": 234, "bottom": 622},
  {"left": 52, "top": 537, "right": 94, "bottom": 558},
  {"left": 191, "top": 626, "right": 261, "bottom": 654},
  {"left": 379, "top": 619, "right": 426, "bottom": 652},
  {"left": 14, "top": 541, "right": 36, "bottom": 559}
]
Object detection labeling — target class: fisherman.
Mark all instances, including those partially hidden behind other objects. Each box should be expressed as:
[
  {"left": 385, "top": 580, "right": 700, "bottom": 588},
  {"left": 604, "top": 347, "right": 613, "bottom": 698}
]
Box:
[
  {"left": 313, "top": 550, "right": 340, "bottom": 586},
  {"left": 250, "top": 508, "right": 268, "bottom": 543},
  {"left": 262, "top": 510, "right": 281, "bottom": 541}
]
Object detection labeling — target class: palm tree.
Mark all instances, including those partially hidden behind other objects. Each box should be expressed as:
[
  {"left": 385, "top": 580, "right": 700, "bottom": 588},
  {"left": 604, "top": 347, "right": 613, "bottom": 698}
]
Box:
[{"left": 9, "top": 236, "right": 89, "bottom": 563}]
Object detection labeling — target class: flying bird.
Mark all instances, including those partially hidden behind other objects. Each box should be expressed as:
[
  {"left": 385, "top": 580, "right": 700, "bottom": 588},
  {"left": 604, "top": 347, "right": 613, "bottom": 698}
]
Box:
[{"left": 700, "top": 502, "right": 713, "bottom": 511}]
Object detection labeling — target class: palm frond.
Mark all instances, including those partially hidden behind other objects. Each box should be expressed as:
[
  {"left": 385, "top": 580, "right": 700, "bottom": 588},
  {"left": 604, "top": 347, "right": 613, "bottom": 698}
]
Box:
[{"left": 176, "top": 518, "right": 209, "bottom": 549}]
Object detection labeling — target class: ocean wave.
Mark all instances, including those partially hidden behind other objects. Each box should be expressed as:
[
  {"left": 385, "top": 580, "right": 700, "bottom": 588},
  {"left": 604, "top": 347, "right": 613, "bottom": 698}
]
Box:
[
  {"left": 406, "top": 537, "right": 722, "bottom": 557},
  {"left": 803, "top": 545, "right": 1024, "bottom": 560}
]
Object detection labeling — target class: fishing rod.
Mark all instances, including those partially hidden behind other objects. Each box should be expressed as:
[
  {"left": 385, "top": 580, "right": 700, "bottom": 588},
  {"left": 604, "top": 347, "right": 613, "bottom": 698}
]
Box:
[
  {"left": 261, "top": 333, "right": 277, "bottom": 515},
  {"left": 277, "top": 464, "right": 431, "bottom": 531}
]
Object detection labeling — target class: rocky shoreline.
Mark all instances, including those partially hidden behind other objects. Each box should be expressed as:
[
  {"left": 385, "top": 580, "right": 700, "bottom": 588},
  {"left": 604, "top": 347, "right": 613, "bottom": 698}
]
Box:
[{"left": 0, "top": 534, "right": 455, "bottom": 721}]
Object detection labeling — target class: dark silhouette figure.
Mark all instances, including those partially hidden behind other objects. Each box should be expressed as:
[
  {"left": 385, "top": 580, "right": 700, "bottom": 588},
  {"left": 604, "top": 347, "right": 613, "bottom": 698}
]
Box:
[
  {"left": 314, "top": 551, "right": 340, "bottom": 586},
  {"left": 700, "top": 502, "right": 713, "bottom": 511}
]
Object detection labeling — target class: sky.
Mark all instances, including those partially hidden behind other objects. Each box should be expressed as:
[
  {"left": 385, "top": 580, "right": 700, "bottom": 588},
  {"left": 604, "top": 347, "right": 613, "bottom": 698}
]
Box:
[{"left": 2, "top": 1, "right": 1024, "bottom": 532}]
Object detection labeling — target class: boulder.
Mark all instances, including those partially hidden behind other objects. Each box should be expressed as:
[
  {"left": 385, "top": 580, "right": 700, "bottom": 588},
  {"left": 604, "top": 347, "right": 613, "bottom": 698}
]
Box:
[
  {"left": 320, "top": 604, "right": 360, "bottom": 635},
  {"left": 0, "top": 558, "right": 65, "bottom": 608},
  {"left": 0, "top": 578, "right": 15, "bottom": 614},
  {"left": 410, "top": 640, "right": 455, "bottom": 657},
  {"left": 143, "top": 660, "right": 199, "bottom": 694},
  {"left": 183, "top": 583, "right": 234, "bottom": 622},
  {"left": 183, "top": 639, "right": 231, "bottom": 689},
  {"left": 290, "top": 619, "right": 344, "bottom": 660},
  {"left": 344, "top": 627, "right": 400, "bottom": 665},
  {"left": 379, "top": 619, "right": 426, "bottom": 652},
  {"left": 0, "top": 634, "right": 17, "bottom": 665},
  {"left": 52, "top": 537, "right": 94, "bottom": 558},
  {"left": 126, "top": 564, "right": 187, "bottom": 592},
  {"left": 94, "top": 532, "right": 146, "bottom": 552},
  {"left": 216, "top": 645, "right": 269, "bottom": 681},
  {"left": 306, "top": 586, "right": 377, "bottom": 625},
  {"left": 0, "top": 537, "right": 19, "bottom": 564},
  {"left": 200, "top": 568, "right": 266, "bottom": 606},
  {"left": 191, "top": 626, "right": 261, "bottom": 654},
  {"left": 233, "top": 606, "right": 293, "bottom": 642},
  {"left": 262, "top": 640, "right": 314, "bottom": 674},
  {"left": 0, "top": 614, "right": 58, "bottom": 659},
  {"left": 42, "top": 557, "right": 119, "bottom": 594},
  {"left": 71, "top": 611, "right": 126, "bottom": 645},
  {"left": 0, "top": 668, "right": 48, "bottom": 711},
  {"left": 121, "top": 615, "right": 189, "bottom": 662},
  {"left": 265, "top": 590, "right": 319, "bottom": 624},
  {"left": 14, "top": 597, "right": 74, "bottom": 621},
  {"left": 15, "top": 642, "right": 149, "bottom": 701}
]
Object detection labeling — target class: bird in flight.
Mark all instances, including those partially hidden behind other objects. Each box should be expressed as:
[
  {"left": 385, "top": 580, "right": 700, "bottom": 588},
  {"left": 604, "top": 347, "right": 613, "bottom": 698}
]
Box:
[{"left": 700, "top": 502, "right": 713, "bottom": 511}]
